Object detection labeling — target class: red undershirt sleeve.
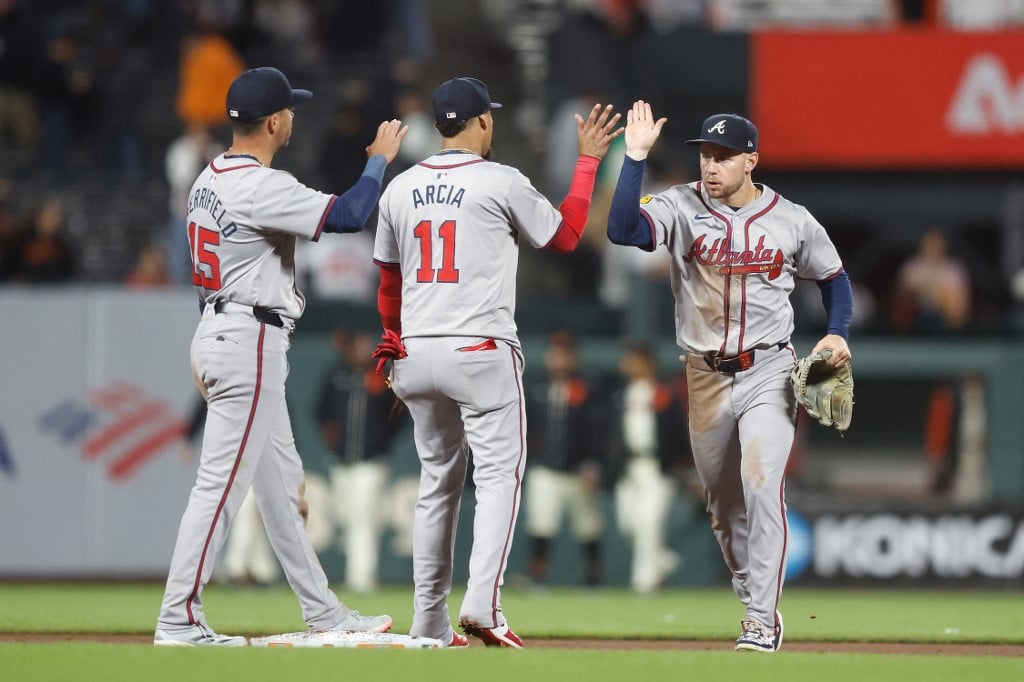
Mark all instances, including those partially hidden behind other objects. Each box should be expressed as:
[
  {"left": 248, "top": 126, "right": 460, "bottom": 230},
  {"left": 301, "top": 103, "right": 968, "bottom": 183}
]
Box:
[
  {"left": 376, "top": 262, "right": 402, "bottom": 335},
  {"left": 546, "top": 155, "right": 601, "bottom": 253}
]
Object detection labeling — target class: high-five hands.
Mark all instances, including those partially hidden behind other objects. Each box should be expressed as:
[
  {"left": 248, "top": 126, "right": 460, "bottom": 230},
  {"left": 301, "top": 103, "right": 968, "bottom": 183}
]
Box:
[
  {"left": 576, "top": 104, "right": 625, "bottom": 160},
  {"left": 625, "top": 100, "right": 668, "bottom": 161}
]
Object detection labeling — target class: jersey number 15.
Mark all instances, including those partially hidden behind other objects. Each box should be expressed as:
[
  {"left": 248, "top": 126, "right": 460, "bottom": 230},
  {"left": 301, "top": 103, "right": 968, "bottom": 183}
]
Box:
[
  {"left": 413, "top": 219, "right": 460, "bottom": 283},
  {"left": 188, "top": 222, "right": 222, "bottom": 290}
]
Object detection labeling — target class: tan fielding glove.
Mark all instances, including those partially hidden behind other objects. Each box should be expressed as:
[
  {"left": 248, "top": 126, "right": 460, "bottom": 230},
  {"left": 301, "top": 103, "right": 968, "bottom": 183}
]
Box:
[{"left": 790, "top": 349, "right": 854, "bottom": 433}]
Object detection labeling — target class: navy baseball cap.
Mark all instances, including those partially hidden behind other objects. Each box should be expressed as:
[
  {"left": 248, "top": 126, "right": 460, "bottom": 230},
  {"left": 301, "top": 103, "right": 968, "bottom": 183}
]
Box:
[
  {"left": 226, "top": 67, "right": 313, "bottom": 122},
  {"left": 432, "top": 77, "right": 502, "bottom": 124},
  {"left": 685, "top": 114, "right": 758, "bottom": 153}
]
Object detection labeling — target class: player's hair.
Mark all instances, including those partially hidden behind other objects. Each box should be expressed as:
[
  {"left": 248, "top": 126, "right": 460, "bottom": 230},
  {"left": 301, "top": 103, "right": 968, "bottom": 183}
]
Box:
[
  {"left": 232, "top": 116, "right": 269, "bottom": 137},
  {"left": 436, "top": 120, "right": 470, "bottom": 138}
]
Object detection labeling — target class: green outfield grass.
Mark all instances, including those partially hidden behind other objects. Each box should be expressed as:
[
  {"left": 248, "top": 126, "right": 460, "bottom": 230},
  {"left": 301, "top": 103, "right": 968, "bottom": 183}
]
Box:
[
  {"left": 1, "top": 584, "right": 1022, "bottom": 682},
  {"left": 3, "top": 643, "right": 1022, "bottom": 682}
]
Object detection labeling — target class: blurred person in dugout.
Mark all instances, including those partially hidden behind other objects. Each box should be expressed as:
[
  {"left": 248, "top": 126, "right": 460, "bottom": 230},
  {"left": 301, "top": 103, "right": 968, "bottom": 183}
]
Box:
[
  {"left": 175, "top": 26, "right": 244, "bottom": 131},
  {"left": 890, "top": 228, "right": 972, "bottom": 334},
  {"left": 524, "top": 331, "right": 605, "bottom": 588},
  {"left": 125, "top": 244, "right": 171, "bottom": 289},
  {"left": 610, "top": 341, "right": 689, "bottom": 593},
  {"left": 317, "top": 328, "right": 402, "bottom": 593},
  {"left": 6, "top": 195, "right": 75, "bottom": 282},
  {"left": 889, "top": 227, "right": 983, "bottom": 496}
]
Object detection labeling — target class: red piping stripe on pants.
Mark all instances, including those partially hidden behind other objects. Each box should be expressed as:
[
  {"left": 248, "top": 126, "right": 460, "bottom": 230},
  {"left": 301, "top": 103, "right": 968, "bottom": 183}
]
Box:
[
  {"left": 490, "top": 345, "right": 525, "bottom": 625},
  {"left": 186, "top": 323, "right": 265, "bottom": 623}
]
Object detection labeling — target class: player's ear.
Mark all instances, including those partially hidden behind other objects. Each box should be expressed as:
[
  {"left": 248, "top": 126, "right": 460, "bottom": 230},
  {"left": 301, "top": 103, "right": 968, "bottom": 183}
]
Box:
[
  {"left": 746, "top": 152, "right": 758, "bottom": 172},
  {"left": 477, "top": 113, "right": 489, "bottom": 131}
]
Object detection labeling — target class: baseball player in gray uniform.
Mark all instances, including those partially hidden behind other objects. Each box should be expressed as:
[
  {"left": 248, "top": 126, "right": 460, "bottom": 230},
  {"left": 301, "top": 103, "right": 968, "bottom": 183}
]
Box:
[
  {"left": 154, "top": 67, "right": 408, "bottom": 646},
  {"left": 607, "top": 102, "right": 853, "bottom": 653},
  {"left": 370, "top": 77, "right": 623, "bottom": 648}
]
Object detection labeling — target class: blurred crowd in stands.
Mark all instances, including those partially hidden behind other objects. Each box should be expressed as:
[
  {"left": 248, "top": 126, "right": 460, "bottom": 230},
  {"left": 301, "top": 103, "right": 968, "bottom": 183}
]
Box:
[{"left": 1, "top": 0, "right": 1023, "bottom": 337}]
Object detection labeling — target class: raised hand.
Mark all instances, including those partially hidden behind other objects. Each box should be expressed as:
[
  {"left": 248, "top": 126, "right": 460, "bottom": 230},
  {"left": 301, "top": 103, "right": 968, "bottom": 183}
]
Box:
[
  {"left": 625, "top": 100, "right": 667, "bottom": 161},
  {"left": 576, "top": 104, "right": 624, "bottom": 160},
  {"left": 366, "top": 119, "right": 409, "bottom": 164}
]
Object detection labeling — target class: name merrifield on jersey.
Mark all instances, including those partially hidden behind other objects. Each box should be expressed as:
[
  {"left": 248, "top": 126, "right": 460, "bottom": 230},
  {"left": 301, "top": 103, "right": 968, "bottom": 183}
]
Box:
[
  {"left": 412, "top": 183, "right": 466, "bottom": 209},
  {"left": 188, "top": 186, "right": 238, "bottom": 237}
]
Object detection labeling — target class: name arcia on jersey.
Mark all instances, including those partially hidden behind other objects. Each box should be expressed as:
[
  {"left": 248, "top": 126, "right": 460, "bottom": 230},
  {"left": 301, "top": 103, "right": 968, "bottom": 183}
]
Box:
[
  {"left": 412, "top": 183, "right": 465, "bottom": 209},
  {"left": 188, "top": 187, "right": 238, "bottom": 237},
  {"left": 683, "top": 233, "right": 784, "bottom": 280}
]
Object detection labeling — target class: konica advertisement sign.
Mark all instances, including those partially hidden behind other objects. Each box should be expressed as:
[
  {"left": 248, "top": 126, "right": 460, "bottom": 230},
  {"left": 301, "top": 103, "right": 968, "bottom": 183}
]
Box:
[{"left": 786, "top": 508, "right": 1024, "bottom": 584}]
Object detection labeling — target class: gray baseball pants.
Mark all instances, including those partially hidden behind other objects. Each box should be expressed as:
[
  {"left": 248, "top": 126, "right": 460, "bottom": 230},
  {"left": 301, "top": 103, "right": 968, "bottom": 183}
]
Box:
[
  {"left": 685, "top": 344, "right": 797, "bottom": 627},
  {"left": 391, "top": 336, "right": 526, "bottom": 642},
  {"left": 157, "top": 307, "right": 343, "bottom": 632}
]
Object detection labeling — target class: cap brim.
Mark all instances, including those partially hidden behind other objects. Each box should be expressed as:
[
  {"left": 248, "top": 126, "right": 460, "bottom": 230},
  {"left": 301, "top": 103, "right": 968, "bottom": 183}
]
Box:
[
  {"left": 490, "top": 102, "right": 502, "bottom": 110},
  {"left": 293, "top": 89, "right": 313, "bottom": 104},
  {"left": 685, "top": 137, "right": 747, "bottom": 152}
]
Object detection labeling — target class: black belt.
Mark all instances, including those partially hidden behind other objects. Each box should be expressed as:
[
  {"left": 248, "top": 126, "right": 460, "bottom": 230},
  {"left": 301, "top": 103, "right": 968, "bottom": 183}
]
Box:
[
  {"left": 212, "top": 301, "right": 284, "bottom": 328},
  {"left": 704, "top": 342, "right": 787, "bottom": 374}
]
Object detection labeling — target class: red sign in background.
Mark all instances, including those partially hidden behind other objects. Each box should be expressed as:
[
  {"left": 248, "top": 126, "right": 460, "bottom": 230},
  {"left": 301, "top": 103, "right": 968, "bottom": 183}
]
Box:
[{"left": 751, "top": 30, "right": 1024, "bottom": 169}]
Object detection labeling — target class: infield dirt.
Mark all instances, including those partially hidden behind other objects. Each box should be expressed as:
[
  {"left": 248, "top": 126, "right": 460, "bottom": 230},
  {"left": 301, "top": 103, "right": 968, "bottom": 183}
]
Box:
[{"left": 1, "top": 633, "right": 1021, "bottom": 656}]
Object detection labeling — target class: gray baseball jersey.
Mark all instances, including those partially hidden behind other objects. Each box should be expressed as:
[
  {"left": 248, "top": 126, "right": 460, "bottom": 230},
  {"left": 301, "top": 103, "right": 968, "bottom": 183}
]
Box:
[
  {"left": 158, "top": 153, "right": 359, "bottom": 635},
  {"left": 639, "top": 181, "right": 841, "bottom": 355},
  {"left": 187, "top": 153, "right": 335, "bottom": 320},
  {"left": 373, "top": 150, "right": 566, "bottom": 643},
  {"left": 373, "top": 152, "right": 567, "bottom": 342},
  {"left": 636, "top": 179, "right": 843, "bottom": 640}
]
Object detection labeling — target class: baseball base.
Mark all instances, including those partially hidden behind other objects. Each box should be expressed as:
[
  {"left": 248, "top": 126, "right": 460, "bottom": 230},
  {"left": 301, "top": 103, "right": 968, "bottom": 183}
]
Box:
[{"left": 250, "top": 631, "right": 443, "bottom": 649}]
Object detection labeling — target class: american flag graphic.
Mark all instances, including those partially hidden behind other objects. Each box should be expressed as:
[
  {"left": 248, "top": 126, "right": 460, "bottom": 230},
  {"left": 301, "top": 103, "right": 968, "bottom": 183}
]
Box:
[{"left": 38, "top": 382, "right": 186, "bottom": 481}]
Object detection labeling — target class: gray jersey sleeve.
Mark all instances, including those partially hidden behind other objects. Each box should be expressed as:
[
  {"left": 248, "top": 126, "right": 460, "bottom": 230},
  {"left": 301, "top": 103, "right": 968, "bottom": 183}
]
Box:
[
  {"left": 373, "top": 191, "right": 400, "bottom": 264},
  {"left": 251, "top": 170, "right": 334, "bottom": 241},
  {"left": 794, "top": 208, "right": 842, "bottom": 280},
  {"left": 638, "top": 191, "right": 684, "bottom": 251},
  {"left": 505, "top": 169, "right": 564, "bottom": 249}
]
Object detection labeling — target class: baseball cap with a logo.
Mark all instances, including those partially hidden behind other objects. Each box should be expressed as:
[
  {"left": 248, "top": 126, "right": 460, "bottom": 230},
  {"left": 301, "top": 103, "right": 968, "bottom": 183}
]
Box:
[
  {"left": 685, "top": 114, "right": 758, "bottom": 153},
  {"left": 431, "top": 77, "right": 502, "bottom": 125},
  {"left": 226, "top": 67, "right": 313, "bottom": 122}
]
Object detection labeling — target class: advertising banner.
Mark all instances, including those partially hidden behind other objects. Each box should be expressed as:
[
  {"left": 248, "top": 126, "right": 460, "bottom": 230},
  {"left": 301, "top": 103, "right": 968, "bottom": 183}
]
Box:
[
  {"left": 751, "top": 31, "right": 1024, "bottom": 168},
  {"left": 786, "top": 507, "right": 1024, "bottom": 585},
  {"left": 0, "top": 289, "right": 201, "bottom": 576}
]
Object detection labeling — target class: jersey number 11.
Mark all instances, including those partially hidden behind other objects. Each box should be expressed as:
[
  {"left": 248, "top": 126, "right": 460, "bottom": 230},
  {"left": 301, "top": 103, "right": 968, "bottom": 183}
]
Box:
[{"left": 413, "top": 219, "right": 459, "bottom": 283}]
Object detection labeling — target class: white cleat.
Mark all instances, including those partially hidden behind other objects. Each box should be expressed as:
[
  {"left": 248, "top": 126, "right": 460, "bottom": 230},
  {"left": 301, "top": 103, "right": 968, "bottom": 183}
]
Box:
[
  {"left": 154, "top": 623, "right": 248, "bottom": 647},
  {"left": 320, "top": 610, "right": 393, "bottom": 634}
]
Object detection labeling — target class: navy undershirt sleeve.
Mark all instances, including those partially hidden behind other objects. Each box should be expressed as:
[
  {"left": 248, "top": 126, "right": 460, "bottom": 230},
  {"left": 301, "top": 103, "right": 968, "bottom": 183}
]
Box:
[
  {"left": 816, "top": 269, "right": 854, "bottom": 339},
  {"left": 608, "top": 156, "right": 654, "bottom": 251},
  {"left": 322, "top": 155, "right": 388, "bottom": 233}
]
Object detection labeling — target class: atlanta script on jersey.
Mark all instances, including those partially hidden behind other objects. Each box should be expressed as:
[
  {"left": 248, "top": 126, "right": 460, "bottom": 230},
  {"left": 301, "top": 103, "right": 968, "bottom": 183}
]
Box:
[{"left": 638, "top": 180, "right": 841, "bottom": 356}]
